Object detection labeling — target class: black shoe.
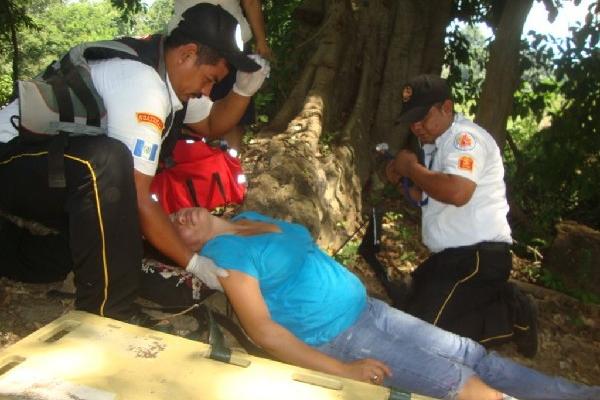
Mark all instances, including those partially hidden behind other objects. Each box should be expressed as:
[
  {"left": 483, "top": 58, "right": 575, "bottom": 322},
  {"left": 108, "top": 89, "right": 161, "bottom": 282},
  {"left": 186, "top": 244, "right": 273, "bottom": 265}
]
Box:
[
  {"left": 385, "top": 275, "right": 414, "bottom": 310},
  {"left": 510, "top": 286, "right": 539, "bottom": 358}
]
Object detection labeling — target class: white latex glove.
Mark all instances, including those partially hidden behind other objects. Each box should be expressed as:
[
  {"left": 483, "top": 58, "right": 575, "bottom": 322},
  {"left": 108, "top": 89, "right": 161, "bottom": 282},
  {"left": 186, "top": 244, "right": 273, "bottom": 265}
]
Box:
[
  {"left": 232, "top": 54, "right": 271, "bottom": 97},
  {"left": 185, "top": 254, "right": 229, "bottom": 291}
]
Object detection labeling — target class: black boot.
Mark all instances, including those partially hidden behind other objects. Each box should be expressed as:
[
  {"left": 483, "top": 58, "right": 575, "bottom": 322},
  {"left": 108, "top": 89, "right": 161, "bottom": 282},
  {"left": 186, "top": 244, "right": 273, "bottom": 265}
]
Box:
[{"left": 508, "top": 284, "right": 539, "bottom": 358}]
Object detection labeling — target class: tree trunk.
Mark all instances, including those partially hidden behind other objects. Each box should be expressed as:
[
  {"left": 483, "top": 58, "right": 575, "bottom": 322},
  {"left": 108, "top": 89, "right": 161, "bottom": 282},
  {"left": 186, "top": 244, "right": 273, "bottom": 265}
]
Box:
[
  {"left": 243, "top": 0, "right": 453, "bottom": 250},
  {"left": 475, "top": 0, "right": 533, "bottom": 149}
]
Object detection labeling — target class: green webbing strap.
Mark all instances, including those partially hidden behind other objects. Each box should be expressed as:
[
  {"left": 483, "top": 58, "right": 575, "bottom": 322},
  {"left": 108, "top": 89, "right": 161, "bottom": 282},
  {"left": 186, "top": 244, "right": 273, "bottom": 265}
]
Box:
[
  {"left": 388, "top": 388, "right": 412, "bottom": 400},
  {"left": 206, "top": 306, "right": 232, "bottom": 363}
]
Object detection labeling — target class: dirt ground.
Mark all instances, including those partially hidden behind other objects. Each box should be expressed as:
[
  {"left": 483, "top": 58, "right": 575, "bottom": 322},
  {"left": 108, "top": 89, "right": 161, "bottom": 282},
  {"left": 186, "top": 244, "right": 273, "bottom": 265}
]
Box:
[{"left": 1, "top": 206, "right": 599, "bottom": 391}]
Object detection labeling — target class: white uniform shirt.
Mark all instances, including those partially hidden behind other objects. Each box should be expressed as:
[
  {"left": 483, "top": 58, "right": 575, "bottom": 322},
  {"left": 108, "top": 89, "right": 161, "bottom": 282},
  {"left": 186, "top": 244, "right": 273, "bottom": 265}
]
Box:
[
  {"left": 420, "top": 113, "right": 512, "bottom": 253},
  {"left": 0, "top": 57, "right": 212, "bottom": 176},
  {"left": 91, "top": 58, "right": 181, "bottom": 176},
  {"left": 168, "top": 0, "right": 251, "bottom": 47}
]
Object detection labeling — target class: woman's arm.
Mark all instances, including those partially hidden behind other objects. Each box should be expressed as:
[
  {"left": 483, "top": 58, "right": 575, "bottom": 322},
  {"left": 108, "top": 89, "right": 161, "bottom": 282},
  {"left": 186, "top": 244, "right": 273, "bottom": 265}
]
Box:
[{"left": 220, "top": 270, "right": 391, "bottom": 383}]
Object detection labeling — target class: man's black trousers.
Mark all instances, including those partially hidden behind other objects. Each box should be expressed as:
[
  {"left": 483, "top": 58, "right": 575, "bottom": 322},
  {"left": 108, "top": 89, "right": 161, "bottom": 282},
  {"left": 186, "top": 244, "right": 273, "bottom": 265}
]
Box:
[
  {"left": 405, "top": 243, "right": 517, "bottom": 346},
  {"left": 0, "top": 136, "right": 142, "bottom": 320}
]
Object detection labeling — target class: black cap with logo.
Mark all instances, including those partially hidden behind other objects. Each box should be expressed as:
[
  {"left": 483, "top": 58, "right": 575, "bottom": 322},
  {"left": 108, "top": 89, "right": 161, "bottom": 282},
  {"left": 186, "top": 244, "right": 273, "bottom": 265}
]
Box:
[
  {"left": 396, "top": 74, "right": 451, "bottom": 124},
  {"left": 174, "top": 3, "right": 260, "bottom": 72}
]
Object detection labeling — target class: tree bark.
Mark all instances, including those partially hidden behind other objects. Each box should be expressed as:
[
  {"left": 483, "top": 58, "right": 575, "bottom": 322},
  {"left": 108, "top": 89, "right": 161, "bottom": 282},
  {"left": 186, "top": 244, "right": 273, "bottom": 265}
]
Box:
[
  {"left": 372, "top": 0, "right": 453, "bottom": 150},
  {"left": 420, "top": 0, "right": 452, "bottom": 75},
  {"left": 475, "top": 0, "right": 533, "bottom": 149},
  {"left": 244, "top": 0, "right": 453, "bottom": 250}
]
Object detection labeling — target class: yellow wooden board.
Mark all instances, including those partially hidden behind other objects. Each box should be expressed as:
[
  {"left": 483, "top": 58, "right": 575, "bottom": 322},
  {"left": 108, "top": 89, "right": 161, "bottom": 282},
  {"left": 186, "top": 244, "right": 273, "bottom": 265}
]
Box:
[{"left": 0, "top": 311, "right": 434, "bottom": 400}]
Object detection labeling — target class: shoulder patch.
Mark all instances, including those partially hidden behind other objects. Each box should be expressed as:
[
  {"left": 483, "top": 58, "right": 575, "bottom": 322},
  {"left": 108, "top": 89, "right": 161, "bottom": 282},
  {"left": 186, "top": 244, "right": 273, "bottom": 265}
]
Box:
[
  {"left": 136, "top": 112, "right": 164, "bottom": 134},
  {"left": 133, "top": 138, "right": 158, "bottom": 162},
  {"left": 458, "top": 155, "right": 474, "bottom": 172},
  {"left": 453, "top": 131, "right": 476, "bottom": 151}
]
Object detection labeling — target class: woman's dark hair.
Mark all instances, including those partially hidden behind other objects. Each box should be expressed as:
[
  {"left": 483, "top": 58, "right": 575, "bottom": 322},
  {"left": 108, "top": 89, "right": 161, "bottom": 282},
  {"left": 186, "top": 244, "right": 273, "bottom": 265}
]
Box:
[{"left": 165, "top": 29, "right": 223, "bottom": 66}]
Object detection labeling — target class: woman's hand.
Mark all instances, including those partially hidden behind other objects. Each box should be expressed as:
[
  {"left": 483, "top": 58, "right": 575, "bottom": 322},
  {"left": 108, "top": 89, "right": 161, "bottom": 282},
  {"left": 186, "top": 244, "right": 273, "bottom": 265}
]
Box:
[{"left": 341, "top": 358, "right": 392, "bottom": 385}]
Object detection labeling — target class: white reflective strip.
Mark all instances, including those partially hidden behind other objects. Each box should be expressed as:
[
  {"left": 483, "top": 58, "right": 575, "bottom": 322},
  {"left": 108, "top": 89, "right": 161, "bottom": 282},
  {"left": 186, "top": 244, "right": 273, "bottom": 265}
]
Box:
[{"left": 235, "top": 25, "right": 244, "bottom": 51}]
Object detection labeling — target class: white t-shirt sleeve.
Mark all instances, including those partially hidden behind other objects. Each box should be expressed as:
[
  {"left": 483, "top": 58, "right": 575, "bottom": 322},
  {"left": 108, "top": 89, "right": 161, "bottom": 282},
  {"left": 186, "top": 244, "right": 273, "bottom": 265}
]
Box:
[
  {"left": 441, "top": 130, "right": 486, "bottom": 183},
  {"left": 184, "top": 96, "right": 213, "bottom": 124},
  {"left": 91, "top": 59, "right": 170, "bottom": 176}
]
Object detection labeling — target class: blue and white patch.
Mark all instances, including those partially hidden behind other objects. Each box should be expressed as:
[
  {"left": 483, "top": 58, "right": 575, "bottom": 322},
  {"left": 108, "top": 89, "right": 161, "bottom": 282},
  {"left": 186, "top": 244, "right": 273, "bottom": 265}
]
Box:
[
  {"left": 133, "top": 139, "right": 158, "bottom": 162},
  {"left": 453, "top": 132, "right": 477, "bottom": 151}
]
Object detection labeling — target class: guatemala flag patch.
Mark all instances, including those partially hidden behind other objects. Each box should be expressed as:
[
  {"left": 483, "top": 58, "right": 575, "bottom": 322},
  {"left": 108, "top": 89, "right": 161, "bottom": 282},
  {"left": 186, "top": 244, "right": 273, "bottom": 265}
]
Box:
[{"left": 133, "top": 139, "right": 158, "bottom": 162}]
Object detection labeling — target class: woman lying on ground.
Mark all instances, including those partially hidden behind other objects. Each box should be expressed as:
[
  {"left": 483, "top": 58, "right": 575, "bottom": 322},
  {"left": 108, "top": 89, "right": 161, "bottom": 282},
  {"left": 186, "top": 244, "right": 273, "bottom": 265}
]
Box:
[{"left": 170, "top": 207, "right": 600, "bottom": 400}]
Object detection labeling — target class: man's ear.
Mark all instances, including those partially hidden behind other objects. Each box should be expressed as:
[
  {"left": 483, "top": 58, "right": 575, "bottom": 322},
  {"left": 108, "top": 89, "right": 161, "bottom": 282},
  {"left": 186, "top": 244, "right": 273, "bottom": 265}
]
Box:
[
  {"left": 179, "top": 43, "right": 199, "bottom": 63},
  {"left": 441, "top": 99, "right": 454, "bottom": 115}
]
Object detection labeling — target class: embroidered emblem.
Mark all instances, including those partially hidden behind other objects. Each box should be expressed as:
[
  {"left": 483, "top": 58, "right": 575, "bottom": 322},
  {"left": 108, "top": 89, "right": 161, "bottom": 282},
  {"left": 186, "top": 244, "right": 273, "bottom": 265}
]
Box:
[
  {"left": 136, "top": 112, "right": 164, "bottom": 134},
  {"left": 458, "top": 155, "right": 474, "bottom": 172},
  {"left": 454, "top": 132, "right": 476, "bottom": 151},
  {"left": 402, "top": 85, "right": 413, "bottom": 103},
  {"left": 133, "top": 139, "right": 159, "bottom": 162}
]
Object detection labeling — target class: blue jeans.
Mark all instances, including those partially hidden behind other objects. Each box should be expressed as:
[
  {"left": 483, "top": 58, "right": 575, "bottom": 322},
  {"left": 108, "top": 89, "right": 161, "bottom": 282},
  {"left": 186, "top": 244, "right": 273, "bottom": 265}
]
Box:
[{"left": 317, "top": 297, "right": 600, "bottom": 400}]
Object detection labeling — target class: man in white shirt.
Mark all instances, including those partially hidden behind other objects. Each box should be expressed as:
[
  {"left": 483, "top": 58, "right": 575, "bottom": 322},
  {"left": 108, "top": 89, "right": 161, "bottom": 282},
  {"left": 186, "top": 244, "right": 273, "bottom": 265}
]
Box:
[
  {"left": 386, "top": 74, "right": 538, "bottom": 357},
  {"left": 0, "top": 4, "right": 269, "bottom": 323}
]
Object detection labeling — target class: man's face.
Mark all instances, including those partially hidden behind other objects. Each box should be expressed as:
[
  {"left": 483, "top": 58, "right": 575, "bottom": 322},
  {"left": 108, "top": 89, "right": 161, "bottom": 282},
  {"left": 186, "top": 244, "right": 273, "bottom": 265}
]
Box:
[
  {"left": 409, "top": 100, "right": 453, "bottom": 144},
  {"left": 170, "top": 49, "right": 229, "bottom": 102}
]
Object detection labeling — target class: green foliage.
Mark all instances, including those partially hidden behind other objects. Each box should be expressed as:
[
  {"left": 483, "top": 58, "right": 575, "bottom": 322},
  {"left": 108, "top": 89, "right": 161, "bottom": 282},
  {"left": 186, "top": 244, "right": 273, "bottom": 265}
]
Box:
[
  {"left": 539, "top": 269, "right": 566, "bottom": 292},
  {"left": 507, "top": 31, "right": 600, "bottom": 232},
  {"left": 500, "top": 5, "right": 600, "bottom": 243},
  {"left": 253, "top": 90, "right": 275, "bottom": 126},
  {"left": 109, "top": 0, "right": 146, "bottom": 21},
  {"left": 333, "top": 239, "right": 360, "bottom": 267},
  {"left": 0, "top": 74, "right": 12, "bottom": 105},
  {"left": 258, "top": 0, "right": 305, "bottom": 116},
  {"left": 19, "top": 1, "right": 121, "bottom": 80},
  {"left": 539, "top": 269, "right": 600, "bottom": 304},
  {"left": 0, "top": 0, "right": 37, "bottom": 39},
  {"left": 128, "top": 0, "right": 173, "bottom": 36},
  {"left": 445, "top": 23, "right": 489, "bottom": 116},
  {"left": 0, "top": 0, "right": 174, "bottom": 104}
]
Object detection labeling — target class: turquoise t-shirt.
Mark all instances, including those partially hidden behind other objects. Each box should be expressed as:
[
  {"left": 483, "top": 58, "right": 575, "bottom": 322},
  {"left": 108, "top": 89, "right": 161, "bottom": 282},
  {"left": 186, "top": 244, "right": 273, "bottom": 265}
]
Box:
[{"left": 200, "top": 211, "right": 367, "bottom": 346}]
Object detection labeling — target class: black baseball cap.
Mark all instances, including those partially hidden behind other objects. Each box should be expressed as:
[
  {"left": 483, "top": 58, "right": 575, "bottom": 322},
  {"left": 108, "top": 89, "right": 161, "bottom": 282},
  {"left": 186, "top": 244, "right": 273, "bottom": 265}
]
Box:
[
  {"left": 396, "top": 74, "right": 451, "bottom": 124},
  {"left": 174, "top": 3, "right": 260, "bottom": 72}
]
